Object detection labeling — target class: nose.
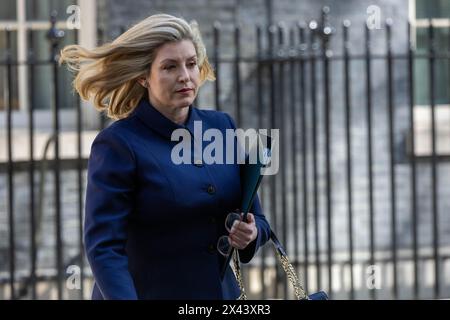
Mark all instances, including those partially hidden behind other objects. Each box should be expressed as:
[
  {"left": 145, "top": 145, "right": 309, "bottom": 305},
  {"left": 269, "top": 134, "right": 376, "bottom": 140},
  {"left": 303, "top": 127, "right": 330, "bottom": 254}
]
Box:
[{"left": 178, "top": 65, "right": 190, "bottom": 83}]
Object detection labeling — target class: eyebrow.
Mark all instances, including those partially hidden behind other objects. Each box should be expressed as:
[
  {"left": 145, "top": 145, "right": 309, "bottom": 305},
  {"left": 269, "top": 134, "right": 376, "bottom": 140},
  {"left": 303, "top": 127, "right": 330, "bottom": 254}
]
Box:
[{"left": 160, "top": 55, "right": 197, "bottom": 65}]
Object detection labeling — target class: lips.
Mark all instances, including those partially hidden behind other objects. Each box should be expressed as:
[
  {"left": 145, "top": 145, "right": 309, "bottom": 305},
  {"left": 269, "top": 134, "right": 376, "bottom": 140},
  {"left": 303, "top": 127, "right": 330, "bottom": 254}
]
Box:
[{"left": 176, "top": 88, "right": 193, "bottom": 93}]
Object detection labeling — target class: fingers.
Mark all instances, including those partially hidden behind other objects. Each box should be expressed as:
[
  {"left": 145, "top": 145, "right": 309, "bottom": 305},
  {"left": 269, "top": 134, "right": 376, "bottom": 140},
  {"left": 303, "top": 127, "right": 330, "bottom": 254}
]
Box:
[
  {"left": 230, "top": 229, "right": 252, "bottom": 244},
  {"left": 231, "top": 220, "right": 253, "bottom": 234},
  {"left": 233, "top": 212, "right": 255, "bottom": 234},
  {"left": 246, "top": 212, "right": 255, "bottom": 223},
  {"left": 228, "top": 212, "right": 258, "bottom": 249},
  {"left": 229, "top": 237, "right": 245, "bottom": 250},
  {"left": 237, "top": 212, "right": 255, "bottom": 224},
  {"left": 229, "top": 231, "right": 255, "bottom": 250}
]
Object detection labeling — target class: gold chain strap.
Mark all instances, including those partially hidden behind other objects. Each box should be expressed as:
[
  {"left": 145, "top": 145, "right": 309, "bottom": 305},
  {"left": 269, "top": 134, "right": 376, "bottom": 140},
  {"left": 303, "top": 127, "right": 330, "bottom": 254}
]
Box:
[
  {"left": 232, "top": 250, "right": 247, "bottom": 300},
  {"left": 275, "top": 249, "right": 308, "bottom": 299},
  {"left": 231, "top": 244, "right": 308, "bottom": 300}
]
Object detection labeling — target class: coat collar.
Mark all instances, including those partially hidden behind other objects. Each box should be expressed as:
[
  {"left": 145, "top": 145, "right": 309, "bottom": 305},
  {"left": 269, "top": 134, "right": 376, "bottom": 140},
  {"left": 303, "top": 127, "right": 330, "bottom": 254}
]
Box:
[{"left": 133, "top": 97, "right": 201, "bottom": 140}]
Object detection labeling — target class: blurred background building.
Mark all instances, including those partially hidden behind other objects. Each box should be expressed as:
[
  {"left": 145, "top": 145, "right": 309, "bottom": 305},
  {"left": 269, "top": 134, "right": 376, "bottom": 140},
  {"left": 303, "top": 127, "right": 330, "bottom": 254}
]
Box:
[{"left": 0, "top": 0, "right": 449, "bottom": 300}]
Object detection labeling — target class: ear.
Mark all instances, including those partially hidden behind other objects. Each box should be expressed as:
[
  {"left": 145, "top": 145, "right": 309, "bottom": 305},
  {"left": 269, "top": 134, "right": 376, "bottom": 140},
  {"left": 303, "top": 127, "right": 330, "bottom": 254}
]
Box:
[{"left": 137, "top": 77, "right": 148, "bottom": 88}]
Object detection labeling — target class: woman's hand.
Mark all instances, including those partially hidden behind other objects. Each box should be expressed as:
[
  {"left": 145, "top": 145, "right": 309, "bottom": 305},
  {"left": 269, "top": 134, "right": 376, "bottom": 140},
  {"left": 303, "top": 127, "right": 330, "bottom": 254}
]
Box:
[{"left": 229, "top": 212, "right": 258, "bottom": 250}]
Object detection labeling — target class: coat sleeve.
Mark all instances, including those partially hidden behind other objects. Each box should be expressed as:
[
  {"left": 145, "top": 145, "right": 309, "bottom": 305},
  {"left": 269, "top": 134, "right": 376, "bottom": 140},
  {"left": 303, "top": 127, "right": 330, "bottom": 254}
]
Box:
[
  {"left": 84, "top": 128, "right": 138, "bottom": 299},
  {"left": 222, "top": 112, "right": 271, "bottom": 263}
]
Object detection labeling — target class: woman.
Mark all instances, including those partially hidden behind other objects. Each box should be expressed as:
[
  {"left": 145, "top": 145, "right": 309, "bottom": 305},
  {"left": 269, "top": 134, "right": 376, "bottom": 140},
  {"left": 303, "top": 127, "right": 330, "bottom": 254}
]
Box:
[{"left": 60, "top": 14, "right": 270, "bottom": 300}]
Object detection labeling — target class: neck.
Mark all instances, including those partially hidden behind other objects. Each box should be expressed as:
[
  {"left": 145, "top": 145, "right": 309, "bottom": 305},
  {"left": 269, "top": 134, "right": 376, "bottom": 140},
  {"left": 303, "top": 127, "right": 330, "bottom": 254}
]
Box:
[{"left": 148, "top": 95, "right": 189, "bottom": 125}]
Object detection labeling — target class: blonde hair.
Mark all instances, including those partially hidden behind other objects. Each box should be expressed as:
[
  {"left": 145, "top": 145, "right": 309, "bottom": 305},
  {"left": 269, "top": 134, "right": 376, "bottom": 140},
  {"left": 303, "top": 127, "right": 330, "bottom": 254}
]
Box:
[{"left": 59, "top": 14, "right": 215, "bottom": 120}]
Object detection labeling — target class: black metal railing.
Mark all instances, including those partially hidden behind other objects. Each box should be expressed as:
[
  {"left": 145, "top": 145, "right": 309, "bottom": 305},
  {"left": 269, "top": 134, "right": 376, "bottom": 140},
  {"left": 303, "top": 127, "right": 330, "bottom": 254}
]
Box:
[
  {"left": 1, "top": 11, "right": 87, "bottom": 300},
  {"left": 1, "top": 7, "right": 450, "bottom": 300}
]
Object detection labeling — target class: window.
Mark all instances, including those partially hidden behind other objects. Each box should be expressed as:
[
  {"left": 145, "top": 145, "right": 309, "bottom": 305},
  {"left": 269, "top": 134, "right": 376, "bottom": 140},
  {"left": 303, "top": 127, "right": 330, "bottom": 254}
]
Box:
[
  {"left": 26, "top": 0, "right": 77, "bottom": 21},
  {"left": 0, "top": 29, "right": 19, "bottom": 110},
  {"left": 413, "top": 0, "right": 450, "bottom": 106},
  {"left": 0, "top": 0, "right": 97, "bottom": 130},
  {"left": 27, "top": 28, "right": 77, "bottom": 110},
  {"left": 410, "top": 0, "right": 450, "bottom": 157},
  {"left": 0, "top": 0, "right": 17, "bottom": 20}
]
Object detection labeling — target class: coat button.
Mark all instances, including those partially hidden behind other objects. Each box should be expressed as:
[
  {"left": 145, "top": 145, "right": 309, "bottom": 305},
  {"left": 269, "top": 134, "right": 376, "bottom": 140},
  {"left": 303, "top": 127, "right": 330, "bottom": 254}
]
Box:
[
  {"left": 207, "top": 185, "right": 216, "bottom": 195},
  {"left": 207, "top": 244, "right": 216, "bottom": 254}
]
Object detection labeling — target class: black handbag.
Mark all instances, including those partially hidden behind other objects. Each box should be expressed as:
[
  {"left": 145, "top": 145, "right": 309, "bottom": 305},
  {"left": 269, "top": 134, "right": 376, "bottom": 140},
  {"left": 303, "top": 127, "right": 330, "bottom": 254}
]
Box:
[{"left": 231, "top": 229, "right": 329, "bottom": 300}]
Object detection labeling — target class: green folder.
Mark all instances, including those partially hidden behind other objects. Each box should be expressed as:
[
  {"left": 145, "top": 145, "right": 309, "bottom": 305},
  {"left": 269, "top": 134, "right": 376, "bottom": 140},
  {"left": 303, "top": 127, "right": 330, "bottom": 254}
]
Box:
[
  {"left": 220, "top": 133, "right": 273, "bottom": 279},
  {"left": 240, "top": 133, "right": 272, "bottom": 221}
]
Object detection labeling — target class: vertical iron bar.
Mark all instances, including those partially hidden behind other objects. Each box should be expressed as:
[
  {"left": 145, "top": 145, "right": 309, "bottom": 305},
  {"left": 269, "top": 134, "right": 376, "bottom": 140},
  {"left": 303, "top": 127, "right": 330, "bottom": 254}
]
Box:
[
  {"left": 277, "top": 23, "right": 288, "bottom": 299},
  {"left": 289, "top": 26, "right": 299, "bottom": 286},
  {"left": 298, "top": 23, "right": 309, "bottom": 293},
  {"left": 428, "top": 20, "right": 440, "bottom": 299},
  {"left": 343, "top": 20, "right": 355, "bottom": 300},
  {"left": 97, "top": 27, "right": 104, "bottom": 45},
  {"left": 74, "top": 30, "right": 85, "bottom": 300},
  {"left": 6, "top": 27, "right": 16, "bottom": 300},
  {"left": 265, "top": 0, "right": 274, "bottom": 27},
  {"left": 213, "top": 22, "right": 221, "bottom": 112},
  {"left": 48, "top": 12, "right": 64, "bottom": 299},
  {"left": 365, "top": 23, "right": 376, "bottom": 300},
  {"left": 309, "top": 21, "right": 322, "bottom": 292},
  {"left": 407, "top": 21, "right": 419, "bottom": 300},
  {"left": 256, "top": 24, "right": 266, "bottom": 300},
  {"left": 321, "top": 7, "right": 333, "bottom": 298},
  {"left": 234, "top": 25, "right": 242, "bottom": 126},
  {"left": 386, "top": 20, "right": 398, "bottom": 299},
  {"left": 267, "top": 24, "right": 279, "bottom": 299},
  {"left": 27, "top": 29, "right": 37, "bottom": 300},
  {"left": 53, "top": 37, "right": 63, "bottom": 301}
]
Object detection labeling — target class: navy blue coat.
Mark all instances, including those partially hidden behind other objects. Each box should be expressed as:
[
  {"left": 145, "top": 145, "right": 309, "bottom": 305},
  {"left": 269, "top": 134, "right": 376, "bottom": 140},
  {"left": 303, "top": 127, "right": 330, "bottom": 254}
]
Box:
[{"left": 84, "top": 97, "right": 270, "bottom": 300}]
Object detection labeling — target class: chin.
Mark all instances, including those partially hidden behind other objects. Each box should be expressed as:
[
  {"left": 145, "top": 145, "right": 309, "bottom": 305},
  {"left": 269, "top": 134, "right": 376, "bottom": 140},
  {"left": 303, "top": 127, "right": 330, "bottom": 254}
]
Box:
[
  {"left": 176, "top": 102, "right": 191, "bottom": 108},
  {"left": 176, "top": 98, "right": 195, "bottom": 108}
]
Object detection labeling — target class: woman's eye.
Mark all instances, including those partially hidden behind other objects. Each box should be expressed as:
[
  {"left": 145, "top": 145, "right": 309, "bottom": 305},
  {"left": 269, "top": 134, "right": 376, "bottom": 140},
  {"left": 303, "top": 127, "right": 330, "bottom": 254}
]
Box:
[
  {"left": 188, "top": 62, "right": 197, "bottom": 67},
  {"left": 165, "top": 65, "right": 175, "bottom": 70}
]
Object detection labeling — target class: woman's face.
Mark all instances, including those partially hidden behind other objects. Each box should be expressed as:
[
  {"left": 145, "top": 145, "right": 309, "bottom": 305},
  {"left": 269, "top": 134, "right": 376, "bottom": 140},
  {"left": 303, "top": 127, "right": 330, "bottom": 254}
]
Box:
[{"left": 146, "top": 39, "right": 200, "bottom": 111}]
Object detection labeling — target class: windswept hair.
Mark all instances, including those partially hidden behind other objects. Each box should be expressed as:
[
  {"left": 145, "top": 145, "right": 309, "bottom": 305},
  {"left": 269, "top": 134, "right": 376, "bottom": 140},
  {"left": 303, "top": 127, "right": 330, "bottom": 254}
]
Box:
[{"left": 59, "top": 14, "right": 215, "bottom": 120}]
